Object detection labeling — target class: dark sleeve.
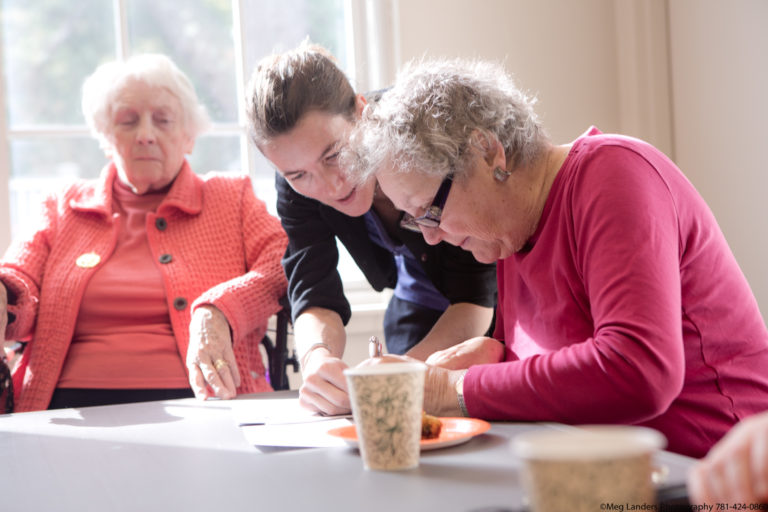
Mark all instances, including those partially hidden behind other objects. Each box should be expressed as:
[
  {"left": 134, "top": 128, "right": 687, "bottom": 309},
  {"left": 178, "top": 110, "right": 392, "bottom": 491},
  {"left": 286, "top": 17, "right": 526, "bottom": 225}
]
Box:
[
  {"left": 1, "top": 280, "right": 16, "bottom": 324},
  {"left": 275, "top": 174, "right": 352, "bottom": 325},
  {"left": 3, "top": 282, "right": 17, "bottom": 305},
  {"left": 401, "top": 229, "right": 497, "bottom": 307}
]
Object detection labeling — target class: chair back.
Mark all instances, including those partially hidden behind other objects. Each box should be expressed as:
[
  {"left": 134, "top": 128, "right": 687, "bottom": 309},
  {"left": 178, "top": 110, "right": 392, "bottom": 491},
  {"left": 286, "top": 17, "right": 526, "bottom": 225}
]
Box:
[
  {"left": 1, "top": 349, "right": 14, "bottom": 414},
  {"left": 261, "top": 299, "right": 298, "bottom": 390}
]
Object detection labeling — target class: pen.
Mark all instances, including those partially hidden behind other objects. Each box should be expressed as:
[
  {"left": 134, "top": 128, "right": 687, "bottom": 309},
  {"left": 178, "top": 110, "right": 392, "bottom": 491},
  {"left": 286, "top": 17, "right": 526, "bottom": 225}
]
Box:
[{"left": 368, "top": 335, "right": 383, "bottom": 358}]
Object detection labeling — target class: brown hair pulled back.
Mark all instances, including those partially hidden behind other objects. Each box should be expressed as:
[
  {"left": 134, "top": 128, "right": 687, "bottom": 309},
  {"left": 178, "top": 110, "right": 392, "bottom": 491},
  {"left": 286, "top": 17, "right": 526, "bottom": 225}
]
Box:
[{"left": 246, "top": 42, "right": 356, "bottom": 148}]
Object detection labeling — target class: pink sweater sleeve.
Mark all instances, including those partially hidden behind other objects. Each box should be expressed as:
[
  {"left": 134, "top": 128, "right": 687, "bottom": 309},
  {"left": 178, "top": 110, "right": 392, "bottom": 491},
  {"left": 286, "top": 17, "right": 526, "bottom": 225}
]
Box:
[{"left": 465, "top": 145, "right": 685, "bottom": 424}]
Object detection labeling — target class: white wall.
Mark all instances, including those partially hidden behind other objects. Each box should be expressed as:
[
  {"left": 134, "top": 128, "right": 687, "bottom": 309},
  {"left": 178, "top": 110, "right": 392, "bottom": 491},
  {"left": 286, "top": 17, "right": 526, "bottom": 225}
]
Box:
[
  {"left": 667, "top": 0, "right": 768, "bottom": 319},
  {"left": 394, "top": 0, "right": 768, "bottom": 319},
  {"left": 397, "top": 0, "right": 622, "bottom": 144}
]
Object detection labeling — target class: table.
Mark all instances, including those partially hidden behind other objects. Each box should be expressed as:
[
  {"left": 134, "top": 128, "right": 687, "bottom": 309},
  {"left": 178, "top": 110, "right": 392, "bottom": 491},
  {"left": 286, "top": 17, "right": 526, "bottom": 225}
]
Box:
[{"left": 0, "top": 391, "right": 695, "bottom": 512}]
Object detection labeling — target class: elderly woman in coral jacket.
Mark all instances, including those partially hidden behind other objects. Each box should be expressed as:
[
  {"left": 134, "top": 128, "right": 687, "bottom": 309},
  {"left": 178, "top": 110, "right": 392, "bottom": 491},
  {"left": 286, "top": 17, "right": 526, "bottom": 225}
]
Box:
[{"left": 0, "top": 54, "right": 287, "bottom": 412}]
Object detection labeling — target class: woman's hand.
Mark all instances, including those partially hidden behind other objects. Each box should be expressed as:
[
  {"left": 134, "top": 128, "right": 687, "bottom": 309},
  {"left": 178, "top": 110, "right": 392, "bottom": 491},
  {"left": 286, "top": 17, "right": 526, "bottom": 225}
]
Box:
[
  {"left": 425, "top": 336, "right": 504, "bottom": 370},
  {"left": 293, "top": 308, "right": 350, "bottom": 416},
  {"left": 357, "top": 354, "right": 466, "bottom": 417},
  {"left": 298, "top": 348, "right": 350, "bottom": 415},
  {"left": 186, "top": 305, "right": 241, "bottom": 400},
  {"left": 405, "top": 303, "right": 494, "bottom": 361},
  {"left": 688, "top": 412, "right": 768, "bottom": 505}
]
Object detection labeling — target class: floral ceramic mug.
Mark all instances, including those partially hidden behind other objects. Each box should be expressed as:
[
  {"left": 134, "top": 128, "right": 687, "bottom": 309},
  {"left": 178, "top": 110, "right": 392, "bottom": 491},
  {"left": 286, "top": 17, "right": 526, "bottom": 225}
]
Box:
[{"left": 344, "top": 362, "right": 427, "bottom": 471}]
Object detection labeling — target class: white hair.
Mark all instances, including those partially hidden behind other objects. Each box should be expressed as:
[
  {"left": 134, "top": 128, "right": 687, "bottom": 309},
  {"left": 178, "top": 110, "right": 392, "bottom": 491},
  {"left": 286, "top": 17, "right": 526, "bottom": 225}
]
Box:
[
  {"left": 344, "top": 58, "right": 548, "bottom": 184},
  {"left": 81, "top": 54, "right": 210, "bottom": 150}
]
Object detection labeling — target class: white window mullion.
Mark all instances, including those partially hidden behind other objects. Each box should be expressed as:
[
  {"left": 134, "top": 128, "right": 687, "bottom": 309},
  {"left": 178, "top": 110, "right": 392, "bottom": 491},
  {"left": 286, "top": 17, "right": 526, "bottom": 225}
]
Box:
[
  {"left": 347, "top": 0, "right": 367, "bottom": 92},
  {"left": 113, "top": 0, "right": 130, "bottom": 60},
  {"left": 0, "top": 27, "right": 11, "bottom": 252},
  {"left": 231, "top": 0, "right": 255, "bottom": 178},
  {"left": 348, "top": 0, "right": 398, "bottom": 93}
]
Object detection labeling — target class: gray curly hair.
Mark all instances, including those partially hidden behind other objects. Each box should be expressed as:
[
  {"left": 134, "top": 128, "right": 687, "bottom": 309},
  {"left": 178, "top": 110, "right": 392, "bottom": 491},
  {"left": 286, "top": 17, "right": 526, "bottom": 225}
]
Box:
[{"left": 344, "top": 58, "right": 548, "bottom": 183}]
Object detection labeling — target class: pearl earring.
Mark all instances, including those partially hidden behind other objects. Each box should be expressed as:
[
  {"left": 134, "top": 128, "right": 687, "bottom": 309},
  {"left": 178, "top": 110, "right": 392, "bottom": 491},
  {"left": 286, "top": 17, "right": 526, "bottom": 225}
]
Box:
[{"left": 493, "top": 166, "right": 511, "bottom": 182}]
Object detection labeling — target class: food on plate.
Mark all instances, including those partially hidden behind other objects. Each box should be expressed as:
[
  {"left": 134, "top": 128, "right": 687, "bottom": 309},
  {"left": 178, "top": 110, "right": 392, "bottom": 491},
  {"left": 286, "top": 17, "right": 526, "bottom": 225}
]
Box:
[{"left": 421, "top": 411, "right": 442, "bottom": 439}]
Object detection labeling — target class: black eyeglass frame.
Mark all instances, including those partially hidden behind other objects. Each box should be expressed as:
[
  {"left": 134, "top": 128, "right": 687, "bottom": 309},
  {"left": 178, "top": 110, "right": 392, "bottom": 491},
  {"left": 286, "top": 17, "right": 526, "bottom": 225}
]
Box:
[{"left": 400, "top": 173, "right": 454, "bottom": 232}]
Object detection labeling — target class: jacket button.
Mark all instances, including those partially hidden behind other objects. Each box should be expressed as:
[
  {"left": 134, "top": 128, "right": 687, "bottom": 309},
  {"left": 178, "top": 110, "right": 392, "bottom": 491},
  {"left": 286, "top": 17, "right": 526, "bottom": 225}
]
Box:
[
  {"left": 173, "top": 297, "right": 188, "bottom": 310},
  {"left": 421, "top": 253, "right": 428, "bottom": 262},
  {"left": 159, "top": 253, "right": 173, "bottom": 264},
  {"left": 155, "top": 218, "right": 167, "bottom": 231}
]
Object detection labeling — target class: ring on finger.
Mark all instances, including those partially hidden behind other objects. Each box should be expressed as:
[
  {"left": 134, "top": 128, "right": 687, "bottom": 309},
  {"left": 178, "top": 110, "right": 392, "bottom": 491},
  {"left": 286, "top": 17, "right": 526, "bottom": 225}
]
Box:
[{"left": 214, "top": 358, "right": 229, "bottom": 371}]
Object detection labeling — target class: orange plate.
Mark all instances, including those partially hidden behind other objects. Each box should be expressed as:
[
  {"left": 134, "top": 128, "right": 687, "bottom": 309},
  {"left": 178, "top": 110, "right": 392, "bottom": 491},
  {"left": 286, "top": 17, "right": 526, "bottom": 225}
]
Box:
[{"left": 327, "top": 417, "right": 491, "bottom": 451}]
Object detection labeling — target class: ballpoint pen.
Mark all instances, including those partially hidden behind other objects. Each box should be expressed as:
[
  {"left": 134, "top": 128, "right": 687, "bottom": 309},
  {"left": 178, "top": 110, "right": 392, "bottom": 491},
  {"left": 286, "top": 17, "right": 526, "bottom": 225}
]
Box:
[{"left": 368, "top": 335, "right": 383, "bottom": 358}]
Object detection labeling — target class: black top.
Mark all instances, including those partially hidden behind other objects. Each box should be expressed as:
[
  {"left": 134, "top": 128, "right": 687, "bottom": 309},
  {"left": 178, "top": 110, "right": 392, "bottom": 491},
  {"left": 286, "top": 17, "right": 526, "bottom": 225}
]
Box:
[{"left": 275, "top": 174, "right": 497, "bottom": 325}]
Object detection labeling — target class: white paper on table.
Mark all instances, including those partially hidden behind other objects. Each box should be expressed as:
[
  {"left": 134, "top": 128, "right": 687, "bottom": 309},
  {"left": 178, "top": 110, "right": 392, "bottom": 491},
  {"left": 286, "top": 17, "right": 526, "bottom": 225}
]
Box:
[
  {"left": 239, "top": 418, "right": 353, "bottom": 448},
  {"left": 231, "top": 397, "right": 351, "bottom": 426},
  {"left": 231, "top": 397, "right": 353, "bottom": 448}
]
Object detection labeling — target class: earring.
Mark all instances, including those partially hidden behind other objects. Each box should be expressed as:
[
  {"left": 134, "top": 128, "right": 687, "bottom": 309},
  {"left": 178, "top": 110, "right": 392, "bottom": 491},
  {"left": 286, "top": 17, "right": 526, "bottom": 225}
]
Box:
[{"left": 493, "top": 166, "right": 511, "bottom": 182}]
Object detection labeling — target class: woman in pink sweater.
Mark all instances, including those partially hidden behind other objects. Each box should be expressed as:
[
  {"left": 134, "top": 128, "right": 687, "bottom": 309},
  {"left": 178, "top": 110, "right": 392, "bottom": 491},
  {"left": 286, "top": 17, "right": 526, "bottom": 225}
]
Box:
[
  {"left": 0, "top": 54, "right": 287, "bottom": 412},
  {"left": 344, "top": 58, "right": 768, "bottom": 458}
]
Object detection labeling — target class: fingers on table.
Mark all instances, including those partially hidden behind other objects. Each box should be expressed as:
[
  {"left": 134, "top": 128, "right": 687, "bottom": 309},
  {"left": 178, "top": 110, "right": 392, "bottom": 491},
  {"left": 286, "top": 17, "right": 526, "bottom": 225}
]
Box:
[
  {"left": 224, "top": 355, "right": 241, "bottom": 387},
  {"left": 188, "top": 362, "right": 211, "bottom": 399},
  {"left": 750, "top": 429, "right": 768, "bottom": 500},
  {"left": 188, "top": 356, "right": 238, "bottom": 400},
  {"left": 722, "top": 453, "right": 755, "bottom": 503},
  {"left": 201, "top": 358, "right": 237, "bottom": 399},
  {"left": 299, "top": 375, "right": 351, "bottom": 416},
  {"left": 695, "top": 454, "right": 753, "bottom": 505},
  {"left": 298, "top": 390, "right": 351, "bottom": 416}
]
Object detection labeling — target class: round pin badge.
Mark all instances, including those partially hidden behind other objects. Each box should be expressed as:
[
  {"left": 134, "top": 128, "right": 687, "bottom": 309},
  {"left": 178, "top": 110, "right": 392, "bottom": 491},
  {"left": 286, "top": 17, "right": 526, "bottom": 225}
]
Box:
[{"left": 76, "top": 252, "right": 101, "bottom": 268}]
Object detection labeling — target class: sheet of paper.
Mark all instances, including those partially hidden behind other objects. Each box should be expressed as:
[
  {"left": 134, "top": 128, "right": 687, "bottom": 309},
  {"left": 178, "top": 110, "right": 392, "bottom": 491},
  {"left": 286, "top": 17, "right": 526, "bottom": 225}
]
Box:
[
  {"left": 239, "top": 418, "right": 352, "bottom": 448},
  {"left": 232, "top": 397, "right": 353, "bottom": 448},
  {"left": 231, "top": 397, "right": 350, "bottom": 426}
]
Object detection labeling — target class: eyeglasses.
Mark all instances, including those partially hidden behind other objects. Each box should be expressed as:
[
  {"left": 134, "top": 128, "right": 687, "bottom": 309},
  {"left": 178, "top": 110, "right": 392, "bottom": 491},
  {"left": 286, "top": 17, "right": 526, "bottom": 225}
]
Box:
[{"left": 400, "top": 173, "right": 454, "bottom": 232}]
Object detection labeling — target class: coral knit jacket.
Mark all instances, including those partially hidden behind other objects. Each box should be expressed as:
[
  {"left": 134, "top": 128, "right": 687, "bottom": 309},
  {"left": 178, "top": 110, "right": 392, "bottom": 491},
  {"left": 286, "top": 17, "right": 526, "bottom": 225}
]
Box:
[{"left": 1, "top": 162, "right": 288, "bottom": 412}]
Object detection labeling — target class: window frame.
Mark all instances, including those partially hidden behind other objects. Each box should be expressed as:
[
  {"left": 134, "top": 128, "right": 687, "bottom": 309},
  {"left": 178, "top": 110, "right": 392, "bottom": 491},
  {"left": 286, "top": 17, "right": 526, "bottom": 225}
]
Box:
[{"left": 0, "top": 0, "right": 398, "bottom": 300}]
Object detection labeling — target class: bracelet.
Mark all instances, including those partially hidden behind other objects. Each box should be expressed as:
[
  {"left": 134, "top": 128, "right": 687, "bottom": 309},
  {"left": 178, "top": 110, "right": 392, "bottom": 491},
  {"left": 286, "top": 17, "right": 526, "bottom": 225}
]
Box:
[
  {"left": 300, "top": 342, "right": 332, "bottom": 370},
  {"left": 455, "top": 370, "right": 469, "bottom": 417}
]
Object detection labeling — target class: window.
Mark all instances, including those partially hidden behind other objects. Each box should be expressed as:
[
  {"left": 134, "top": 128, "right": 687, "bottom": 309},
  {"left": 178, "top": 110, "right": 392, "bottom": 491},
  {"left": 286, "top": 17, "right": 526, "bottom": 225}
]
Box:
[{"left": 0, "top": 0, "right": 396, "bottom": 291}]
